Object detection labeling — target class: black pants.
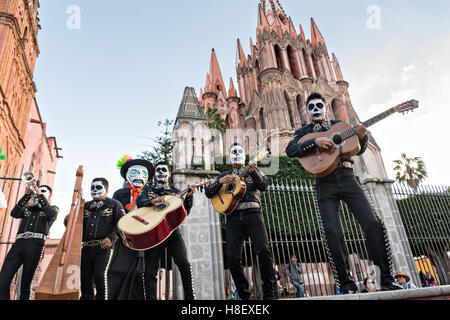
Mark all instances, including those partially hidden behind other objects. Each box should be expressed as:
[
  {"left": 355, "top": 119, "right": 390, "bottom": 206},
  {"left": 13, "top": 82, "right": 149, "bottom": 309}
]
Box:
[
  {"left": 0, "top": 239, "right": 44, "bottom": 300},
  {"left": 143, "top": 229, "right": 194, "bottom": 300},
  {"left": 107, "top": 240, "right": 145, "bottom": 300},
  {"left": 80, "top": 245, "right": 113, "bottom": 300},
  {"left": 226, "top": 210, "right": 276, "bottom": 300},
  {"left": 316, "top": 168, "right": 394, "bottom": 288}
]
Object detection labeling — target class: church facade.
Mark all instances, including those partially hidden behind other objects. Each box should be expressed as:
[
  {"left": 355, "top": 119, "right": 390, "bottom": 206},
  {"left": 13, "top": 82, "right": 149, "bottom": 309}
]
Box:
[{"left": 172, "top": 0, "right": 421, "bottom": 298}]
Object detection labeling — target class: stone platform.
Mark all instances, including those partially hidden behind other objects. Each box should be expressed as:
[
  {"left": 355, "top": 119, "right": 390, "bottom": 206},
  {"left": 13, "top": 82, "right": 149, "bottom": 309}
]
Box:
[{"left": 292, "top": 286, "right": 450, "bottom": 300}]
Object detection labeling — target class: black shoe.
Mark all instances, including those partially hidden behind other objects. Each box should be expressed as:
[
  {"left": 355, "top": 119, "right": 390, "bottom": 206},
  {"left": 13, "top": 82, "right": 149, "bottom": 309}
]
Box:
[
  {"left": 340, "top": 288, "right": 358, "bottom": 295},
  {"left": 381, "top": 282, "right": 403, "bottom": 291},
  {"left": 339, "top": 282, "right": 359, "bottom": 295}
]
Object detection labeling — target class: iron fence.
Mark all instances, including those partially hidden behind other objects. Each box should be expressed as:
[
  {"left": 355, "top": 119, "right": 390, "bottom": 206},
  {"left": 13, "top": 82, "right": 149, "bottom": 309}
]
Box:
[
  {"left": 392, "top": 183, "right": 450, "bottom": 287},
  {"left": 220, "top": 178, "right": 450, "bottom": 299},
  {"left": 221, "top": 178, "right": 375, "bottom": 299}
]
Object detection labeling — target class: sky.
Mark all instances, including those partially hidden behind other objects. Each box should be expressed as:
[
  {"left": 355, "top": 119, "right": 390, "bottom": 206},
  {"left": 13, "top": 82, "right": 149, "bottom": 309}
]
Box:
[{"left": 33, "top": 0, "right": 450, "bottom": 238}]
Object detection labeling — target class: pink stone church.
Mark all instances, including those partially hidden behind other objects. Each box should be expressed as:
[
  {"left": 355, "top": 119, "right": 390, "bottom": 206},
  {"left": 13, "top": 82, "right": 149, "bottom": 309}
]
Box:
[{"left": 198, "top": 0, "right": 362, "bottom": 156}]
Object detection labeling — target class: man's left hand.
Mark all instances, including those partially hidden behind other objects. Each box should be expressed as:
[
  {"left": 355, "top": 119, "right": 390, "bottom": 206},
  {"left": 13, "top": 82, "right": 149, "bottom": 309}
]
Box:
[
  {"left": 101, "top": 238, "right": 113, "bottom": 250},
  {"left": 355, "top": 123, "right": 368, "bottom": 139},
  {"left": 248, "top": 161, "right": 258, "bottom": 173},
  {"left": 187, "top": 185, "right": 196, "bottom": 197}
]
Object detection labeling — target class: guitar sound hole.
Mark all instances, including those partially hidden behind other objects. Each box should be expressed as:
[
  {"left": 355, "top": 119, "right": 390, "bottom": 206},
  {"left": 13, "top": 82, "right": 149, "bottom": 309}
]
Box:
[
  {"left": 332, "top": 135, "right": 343, "bottom": 145},
  {"left": 154, "top": 202, "right": 169, "bottom": 212},
  {"left": 226, "top": 184, "right": 235, "bottom": 194}
]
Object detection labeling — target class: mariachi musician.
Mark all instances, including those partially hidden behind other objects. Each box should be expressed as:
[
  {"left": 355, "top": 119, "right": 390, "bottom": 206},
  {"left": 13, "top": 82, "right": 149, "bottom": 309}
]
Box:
[
  {"left": 108, "top": 156, "right": 155, "bottom": 300},
  {"left": 80, "top": 177, "right": 125, "bottom": 300},
  {"left": 204, "top": 143, "right": 277, "bottom": 300},
  {"left": 136, "top": 161, "right": 196, "bottom": 300},
  {"left": 0, "top": 177, "right": 58, "bottom": 300},
  {"left": 286, "top": 92, "right": 402, "bottom": 294}
]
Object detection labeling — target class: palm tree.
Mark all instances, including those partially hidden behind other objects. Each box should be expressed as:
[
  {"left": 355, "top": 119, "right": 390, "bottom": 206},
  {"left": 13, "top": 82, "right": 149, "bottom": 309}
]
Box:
[
  {"left": 206, "top": 107, "right": 226, "bottom": 133},
  {"left": 206, "top": 107, "right": 226, "bottom": 143},
  {"left": 393, "top": 153, "right": 428, "bottom": 190}
]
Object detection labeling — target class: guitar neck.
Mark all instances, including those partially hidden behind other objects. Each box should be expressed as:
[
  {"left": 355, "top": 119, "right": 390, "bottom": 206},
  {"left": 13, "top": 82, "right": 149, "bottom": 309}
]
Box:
[
  {"left": 238, "top": 166, "right": 250, "bottom": 179},
  {"left": 340, "top": 107, "right": 396, "bottom": 141}
]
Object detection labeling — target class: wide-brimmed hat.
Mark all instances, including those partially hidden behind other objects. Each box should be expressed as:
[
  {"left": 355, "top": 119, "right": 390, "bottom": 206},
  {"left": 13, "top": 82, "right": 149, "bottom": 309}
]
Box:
[
  {"left": 117, "top": 155, "right": 155, "bottom": 180},
  {"left": 394, "top": 271, "right": 411, "bottom": 283}
]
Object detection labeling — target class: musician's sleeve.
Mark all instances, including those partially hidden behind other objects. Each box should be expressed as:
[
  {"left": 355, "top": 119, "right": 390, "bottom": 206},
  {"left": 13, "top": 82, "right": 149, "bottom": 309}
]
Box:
[
  {"left": 249, "top": 167, "right": 268, "bottom": 192},
  {"left": 205, "top": 173, "right": 227, "bottom": 199},
  {"left": 184, "top": 195, "right": 194, "bottom": 215},
  {"left": 286, "top": 128, "right": 317, "bottom": 158},
  {"left": 136, "top": 185, "right": 153, "bottom": 208},
  {"left": 10, "top": 194, "right": 32, "bottom": 218},
  {"left": 43, "top": 203, "right": 58, "bottom": 223},
  {"left": 357, "top": 134, "right": 369, "bottom": 156}
]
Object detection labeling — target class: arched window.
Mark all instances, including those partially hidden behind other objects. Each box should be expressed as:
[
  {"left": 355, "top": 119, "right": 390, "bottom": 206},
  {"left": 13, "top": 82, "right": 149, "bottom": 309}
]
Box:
[
  {"left": 274, "top": 45, "right": 284, "bottom": 70},
  {"left": 23, "top": 26, "right": 28, "bottom": 40},
  {"left": 296, "top": 94, "right": 308, "bottom": 126},
  {"left": 255, "top": 60, "right": 261, "bottom": 92},
  {"left": 312, "top": 53, "right": 321, "bottom": 78},
  {"left": 284, "top": 91, "right": 295, "bottom": 129},
  {"left": 287, "top": 46, "right": 300, "bottom": 79},
  {"left": 302, "top": 49, "right": 313, "bottom": 78},
  {"left": 278, "top": 13, "right": 288, "bottom": 25},
  {"left": 259, "top": 108, "right": 266, "bottom": 130}
]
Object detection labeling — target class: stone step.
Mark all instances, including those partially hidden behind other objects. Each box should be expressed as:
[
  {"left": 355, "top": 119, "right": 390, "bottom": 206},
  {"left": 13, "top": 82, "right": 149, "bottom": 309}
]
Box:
[{"left": 290, "top": 285, "right": 450, "bottom": 300}]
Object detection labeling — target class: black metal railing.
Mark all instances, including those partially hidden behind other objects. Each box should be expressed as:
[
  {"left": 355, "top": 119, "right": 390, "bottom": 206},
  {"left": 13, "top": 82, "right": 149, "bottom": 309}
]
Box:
[
  {"left": 392, "top": 183, "right": 450, "bottom": 287},
  {"left": 220, "top": 178, "right": 450, "bottom": 299}
]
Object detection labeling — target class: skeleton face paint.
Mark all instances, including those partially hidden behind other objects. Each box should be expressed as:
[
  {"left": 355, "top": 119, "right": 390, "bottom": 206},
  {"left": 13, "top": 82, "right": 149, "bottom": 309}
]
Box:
[
  {"left": 126, "top": 165, "right": 149, "bottom": 188},
  {"left": 39, "top": 187, "right": 51, "bottom": 200},
  {"left": 230, "top": 145, "right": 245, "bottom": 166},
  {"left": 307, "top": 98, "right": 326, "bottom": 122},
  {"left": 91, "top": 181, "right": 107, "bottom": 200},
  {"left": 155, "top": 164, "right": 170, "bottom": 183}
]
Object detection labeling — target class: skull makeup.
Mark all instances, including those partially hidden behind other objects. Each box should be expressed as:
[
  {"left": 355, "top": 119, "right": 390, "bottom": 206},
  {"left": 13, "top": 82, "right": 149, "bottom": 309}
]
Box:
[
  {"left": 230, "top": 144, "right": 245, "bottom": 166},
  {"left": 307, "top": 98, "right": 326, "bottom": 122},
  {"left": 155, "top": 164, "right": 170, "bottom": 183},
  {"left": 91, "top": 181, "right": 107, "bottom": 200},
  {"left": 39, "top": 186, "right": 51, "bottom": 200},
  {"left": 126, "top": 165, "right": 149, "bottom": 188}
]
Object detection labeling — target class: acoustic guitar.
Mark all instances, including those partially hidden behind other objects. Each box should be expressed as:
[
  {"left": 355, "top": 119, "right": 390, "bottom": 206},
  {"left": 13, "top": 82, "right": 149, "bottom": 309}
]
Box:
[
  {"left": 211, "top": 149, "right": 270, "bottom": 215},
  {"left": 118, "top": 179, "right": 211, "bottom": 251},
  {"left": 298, "top": 99, "right": 419, "bottom": 178}
]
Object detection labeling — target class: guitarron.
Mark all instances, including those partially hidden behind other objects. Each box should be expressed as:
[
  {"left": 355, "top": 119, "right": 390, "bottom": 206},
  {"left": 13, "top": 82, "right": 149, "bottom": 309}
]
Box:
[
  {"left": 35, "top": 166, "right": 84, "bottom": 300},
  {"left": 118, "top": 179, "right": 211, "bottom": 251},
  {"left": 298, "top": 100, "right": 419, "bottom": 178},
  {"left": 211, "top": 149, "right": 270, "bottom": 215}
]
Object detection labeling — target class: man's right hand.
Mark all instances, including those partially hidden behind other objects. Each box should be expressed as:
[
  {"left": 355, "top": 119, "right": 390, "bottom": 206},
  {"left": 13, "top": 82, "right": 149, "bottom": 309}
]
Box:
[
  {"left": 219, "top": 175, "right": 236, "bottom": 185},
  {"left": 150, "top": 196, "right": 166, "bottom": 205},
  {"left": 315, "top": 138, "right": 334, "bottom": 151}
]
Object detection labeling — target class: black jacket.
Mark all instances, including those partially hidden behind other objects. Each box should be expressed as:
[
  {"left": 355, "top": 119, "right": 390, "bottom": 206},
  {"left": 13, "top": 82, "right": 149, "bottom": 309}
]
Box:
[
  {"left": 136, "top": 183, "right": 194, "bottom": 214},
  {"left": 112, "top": 188, "right": 132, "bottom": 214},
  {"left": 204, "top": 167, "right": 268, "bottom": 208},
  {"left": 11, "top": 194, "right": 59, "bottom": 236},
  {"left": 82, "top": 197, "right": 125, "bottom": 242},
  {"left": 286, "top": 120, "right": 369, "bottom": 160}
]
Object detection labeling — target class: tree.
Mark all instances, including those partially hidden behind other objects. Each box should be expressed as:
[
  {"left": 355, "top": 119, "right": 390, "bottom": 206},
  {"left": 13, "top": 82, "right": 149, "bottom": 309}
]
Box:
[
  {"left": 393, "top": 153, "right": 428, "bottom": 190},
  {"left": 138, "top": 119, "right": 174, "bottom": 165},
  {"left": 206, "top": 107, "right": 226, "bottom": 134}
]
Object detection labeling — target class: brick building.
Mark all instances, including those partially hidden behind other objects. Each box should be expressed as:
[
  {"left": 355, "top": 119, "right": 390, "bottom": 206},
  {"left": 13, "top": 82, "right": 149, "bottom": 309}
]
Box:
[{"left": 0, "top": 0, "right": 61, "bottom": 292}]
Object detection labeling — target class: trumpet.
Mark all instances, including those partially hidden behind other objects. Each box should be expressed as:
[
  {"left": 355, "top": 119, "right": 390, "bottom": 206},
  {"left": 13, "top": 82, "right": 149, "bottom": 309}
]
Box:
[{"left": 21, "top": 172, "right": 38, "bottom": 195}]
